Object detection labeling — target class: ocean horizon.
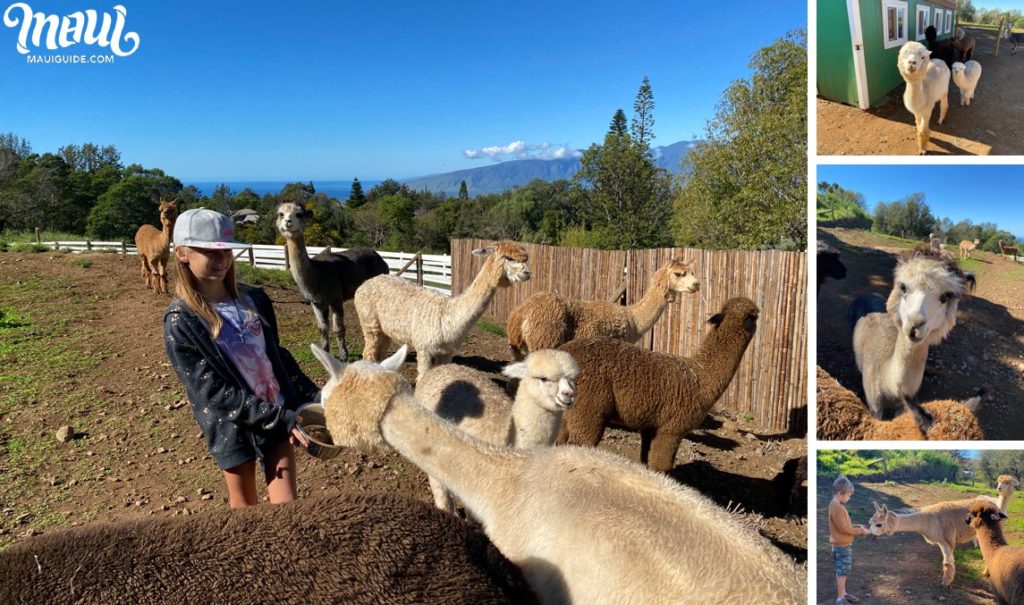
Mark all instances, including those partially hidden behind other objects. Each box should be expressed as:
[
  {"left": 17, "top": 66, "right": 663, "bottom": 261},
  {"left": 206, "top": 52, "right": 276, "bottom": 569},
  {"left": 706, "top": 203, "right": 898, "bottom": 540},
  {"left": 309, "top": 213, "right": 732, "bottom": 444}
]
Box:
[{"left": 186, "top": 180, "right": 382, "bottom": 200}]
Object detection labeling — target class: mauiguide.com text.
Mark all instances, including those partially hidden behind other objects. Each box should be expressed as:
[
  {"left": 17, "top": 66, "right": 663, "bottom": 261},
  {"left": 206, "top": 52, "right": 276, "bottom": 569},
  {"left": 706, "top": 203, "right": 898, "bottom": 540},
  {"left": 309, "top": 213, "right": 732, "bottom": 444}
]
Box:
[{"left": 25, "top": 54, "right": 115, "bottom": 64}]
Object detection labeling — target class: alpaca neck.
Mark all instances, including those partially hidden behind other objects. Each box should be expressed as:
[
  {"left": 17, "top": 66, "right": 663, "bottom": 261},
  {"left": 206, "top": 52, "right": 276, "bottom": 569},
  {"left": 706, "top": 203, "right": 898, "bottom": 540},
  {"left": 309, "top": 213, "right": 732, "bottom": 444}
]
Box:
[
  {"left": 284, "top": 233, "right": 313, "bottom": 278},
  {"left": 998, "top": 492, "right": 1013, "bottom": 514},
  {"left": 891, "top": 510, "right": 930, "bottom": 535},
  {"left": 159, "top": 219, "right": 173, "bottom": 249},
  {"left": 509, "top": 400, "right": 560, "bottom": 447},
  {"left": 380, "top": 391, "right": 521, "bottom": 529},
  {"left": 626, "top": 272, "right": 672, "bottom": 336},
  {"left": 975, "top": 525, "right": 1007, "bottom": 561},
  {"left": 445, "top": 258, "right": 501, "bottom": 334},
  {"left": 891, "top": 329, "right": 930, "bottom": 396},
  {"left": 694, "top": 326, "right": 751, "bottom": 404}
]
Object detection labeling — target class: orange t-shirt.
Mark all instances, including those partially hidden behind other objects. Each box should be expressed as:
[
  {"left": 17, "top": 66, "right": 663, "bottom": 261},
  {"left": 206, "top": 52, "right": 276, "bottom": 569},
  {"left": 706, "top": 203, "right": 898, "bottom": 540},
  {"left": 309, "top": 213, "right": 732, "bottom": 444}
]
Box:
[{"left": 829, "top": 497, "right": 858, "bottom": 547}]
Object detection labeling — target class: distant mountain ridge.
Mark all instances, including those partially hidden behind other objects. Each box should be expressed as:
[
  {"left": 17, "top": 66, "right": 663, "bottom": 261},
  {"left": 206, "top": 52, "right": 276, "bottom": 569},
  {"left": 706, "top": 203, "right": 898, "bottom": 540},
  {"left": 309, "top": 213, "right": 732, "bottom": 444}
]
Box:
[{"left": 403, "top": 140, "right": 698, "bottom": 195}]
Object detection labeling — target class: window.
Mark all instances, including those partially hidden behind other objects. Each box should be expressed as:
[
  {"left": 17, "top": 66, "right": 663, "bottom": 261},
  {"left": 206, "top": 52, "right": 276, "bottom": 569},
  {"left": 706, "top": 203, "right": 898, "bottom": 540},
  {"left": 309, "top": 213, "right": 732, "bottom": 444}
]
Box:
[
  {"left": 916, "top": 5, "right": 930, "bottom": 41},
  {"left": 883, "top": 0, "right": 909, "bottom": 49},
  {"left": 933, "top": 8, "right": 943, "bottom": 36},
  {"left": 946, "top": 10, "right": 953, "bottom": 34}
]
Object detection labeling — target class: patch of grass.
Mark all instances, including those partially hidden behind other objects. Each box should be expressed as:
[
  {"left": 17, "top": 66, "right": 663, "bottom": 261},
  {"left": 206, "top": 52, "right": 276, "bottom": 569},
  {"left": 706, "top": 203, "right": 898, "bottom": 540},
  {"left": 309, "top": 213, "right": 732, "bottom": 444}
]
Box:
[
  {"left": 741, "top": 411, "right": 754, "bottom": 422},
  {"left": 0, "top": 230, "right": 83, "bottom": 243},
  {"left": 0, "top": 308, "right": 29, "bottom": 329},
  {"left": 235, "top": 263, "right": 296, "bottom": 289},
  {"left": 69, "top": 257, "right": 93, "bottom": 269},
  {"left": 10, "top": 242, "right": 50, "bottom": 253},
  {"left": 953, "top": 547, "right": 987, "bottom": 582},
  {"left": 476, "top": 318, "right": 506, "bottom": 338}
]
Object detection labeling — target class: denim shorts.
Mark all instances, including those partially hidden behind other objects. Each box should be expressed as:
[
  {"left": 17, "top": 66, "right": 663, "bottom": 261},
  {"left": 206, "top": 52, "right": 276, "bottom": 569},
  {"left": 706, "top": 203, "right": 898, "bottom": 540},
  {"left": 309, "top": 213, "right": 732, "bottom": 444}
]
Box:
[{"left": 832, "top": 545, "right": 852, "bottom": 577}]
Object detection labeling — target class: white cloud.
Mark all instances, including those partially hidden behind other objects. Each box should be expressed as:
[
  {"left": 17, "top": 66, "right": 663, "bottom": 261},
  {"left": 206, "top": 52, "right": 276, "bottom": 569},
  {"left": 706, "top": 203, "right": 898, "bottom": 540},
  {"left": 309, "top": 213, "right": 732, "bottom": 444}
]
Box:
[
  {"left": 463, "top": 149, "right": 480, "bottom": 159},
  {"left": 464, "top": 140, "right": 580, "bottom": 162}
]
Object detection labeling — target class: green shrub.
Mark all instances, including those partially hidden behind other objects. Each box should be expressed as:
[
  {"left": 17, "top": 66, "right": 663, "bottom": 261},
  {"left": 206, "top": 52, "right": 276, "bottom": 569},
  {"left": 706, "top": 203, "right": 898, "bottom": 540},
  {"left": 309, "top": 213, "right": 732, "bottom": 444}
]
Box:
[
  {"left": 11, "top": 242, "right": 49, "bottom": 253},
  {"left": 70, "top": 257, "right": 93, "bottom": 268}
]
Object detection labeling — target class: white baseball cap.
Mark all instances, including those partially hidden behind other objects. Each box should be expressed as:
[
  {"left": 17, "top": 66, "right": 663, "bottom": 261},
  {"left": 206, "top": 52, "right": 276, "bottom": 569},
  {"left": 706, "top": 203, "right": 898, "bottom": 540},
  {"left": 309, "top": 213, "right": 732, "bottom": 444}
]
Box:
[{"left": 173, "top": 208, "right": 250, "bottom": 250}]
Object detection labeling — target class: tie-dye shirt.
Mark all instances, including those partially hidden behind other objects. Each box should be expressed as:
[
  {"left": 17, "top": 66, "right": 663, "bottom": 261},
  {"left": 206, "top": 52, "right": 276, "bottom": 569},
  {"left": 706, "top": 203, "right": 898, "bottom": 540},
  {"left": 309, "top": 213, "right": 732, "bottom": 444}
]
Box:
[{"left": 213, "top": 295, "right": 284, "bottom": 406}]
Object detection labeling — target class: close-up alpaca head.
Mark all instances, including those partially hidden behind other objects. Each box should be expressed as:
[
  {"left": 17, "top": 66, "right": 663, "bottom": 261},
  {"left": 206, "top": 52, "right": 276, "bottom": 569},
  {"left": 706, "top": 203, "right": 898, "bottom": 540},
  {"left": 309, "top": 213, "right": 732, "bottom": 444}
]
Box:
[
  {"left": 501, "top": 349, "right": 580, "bottom": 412},
  {"left": 998, "top": 475, "right": 1020, "bottom": 495},
  {"left": 868, "top": 501, "right": 897, "bottom": 536},
  {"left": 965, "top": 501, "right": 1007, "bottom": 530},
  {"left": 158, "top": 199, "right": 178, "bottom": 225},
  {"left": 708, "top": 296, "right": 760, "bottom": 336},
  {"left": 660, "top": 258, "right": 701, "bottom": 303},
  {"left": 885, "top": 250, "right": 970, "bottom": 345},
  {"left": 898, "top": 41, "right": 931, "bottom": 78},
  {"left": 472, "top": 241, "right": 531, "bottom": 285},
  {"left": 276, "top": 201, "right": 311, "bottom": 238}
]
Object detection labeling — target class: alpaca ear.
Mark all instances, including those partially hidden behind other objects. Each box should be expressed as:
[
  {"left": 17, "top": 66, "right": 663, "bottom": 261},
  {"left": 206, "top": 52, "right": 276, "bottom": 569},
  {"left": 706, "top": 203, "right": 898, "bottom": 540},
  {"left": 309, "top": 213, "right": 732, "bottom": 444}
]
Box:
[
  {"left": 380, "top": 345, "right": 408, "bottom": 372},
  {"left": 708, "top": 312, "right": 725, "bottom": 326},
  {"left": 1000, "top": 512, "right": 1009, "bottom": 520},
  {"left": 965, "top": 513, "right": 973, "bottom": 525},
  {"left": 873, "top": 501, "right": 882, "bottom": 512},
  {"left": 472, "top": 246, "right": 495, "bottom": 256},
  {"left": 501, "top": 361, "right": 528, "bottom": 380},
  {"left": 310, "top": 344, "right": 346, "bottom": 380}
]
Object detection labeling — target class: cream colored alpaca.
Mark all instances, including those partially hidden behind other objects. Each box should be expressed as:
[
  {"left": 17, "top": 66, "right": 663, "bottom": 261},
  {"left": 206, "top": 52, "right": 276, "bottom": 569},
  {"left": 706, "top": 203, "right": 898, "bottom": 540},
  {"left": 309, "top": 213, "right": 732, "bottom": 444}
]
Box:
[
  {"left": 897, "top": 41, "right": 950, "bottom": 155},
  {"left": 506, "top": 258, "right": 699, "bottom": 359},
  {"left": 951, "top": 60, "right": 982, "bottom": 106},
  {"left": 134, "top": 199, "right": 177, "bottom": 294},
  {"left": 415, "top": 349, "right": 579, "bottom": 513},
  {"left": 960, "top": 238, "right": 980, "bottom": 259},
  {"left": 355, "top": 241, "right": 531, "bottom": 378},
  {"left": 310, "top": 345, "right": 805, "bottom": 605},
  {"left": 980, "top": 475, "right": 1020, "bottom": 514},
  {"left": 869, "top": 500, "right": 980, "bottom": 586}
]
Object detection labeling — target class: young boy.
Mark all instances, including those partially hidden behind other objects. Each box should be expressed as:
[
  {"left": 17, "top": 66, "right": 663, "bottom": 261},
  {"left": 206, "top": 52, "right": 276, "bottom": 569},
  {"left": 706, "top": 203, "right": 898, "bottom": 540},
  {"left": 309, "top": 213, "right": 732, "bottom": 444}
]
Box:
[{"left": 829, "top": 476, "right": 870, "bottom": 605}]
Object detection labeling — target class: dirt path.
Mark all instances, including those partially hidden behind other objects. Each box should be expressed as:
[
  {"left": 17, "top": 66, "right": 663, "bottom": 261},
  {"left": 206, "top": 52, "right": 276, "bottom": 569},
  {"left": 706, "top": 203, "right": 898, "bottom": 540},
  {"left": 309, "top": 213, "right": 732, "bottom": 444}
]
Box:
[
  {"left": 818, "top": 27, "right": 1024, "bottom": 155},
  {"left": 0, "top": 251, "right": 806, "bottom": 561},
  {"left": 815, "top": 479, "right": 1004, "bottom": 605},
  {"left": 817, "top": 228, "right": 1024, "bottom": 440}
]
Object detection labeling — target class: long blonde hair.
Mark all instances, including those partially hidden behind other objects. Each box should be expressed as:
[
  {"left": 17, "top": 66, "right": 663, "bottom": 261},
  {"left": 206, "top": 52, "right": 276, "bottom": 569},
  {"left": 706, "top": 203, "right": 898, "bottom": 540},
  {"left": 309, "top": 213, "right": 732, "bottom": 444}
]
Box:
[{"left": 174, "top": 247, "right": 240, "bottom": 339}]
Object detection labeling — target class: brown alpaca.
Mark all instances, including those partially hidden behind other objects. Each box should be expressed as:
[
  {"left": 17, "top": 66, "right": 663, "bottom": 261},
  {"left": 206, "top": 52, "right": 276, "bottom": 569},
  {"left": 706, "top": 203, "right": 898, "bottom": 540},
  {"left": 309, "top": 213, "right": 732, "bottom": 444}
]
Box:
[
  {"left": 506, "top": 259, "right": 700, "bottom": 359},
  {"left": 998, "top": 239, "right": 1019, "bottom": 260},
  {"left": 134, "top": 199, "right": 178, "bottom": 294},
  {"left": 966, "top": 501, "right": 1024, "bottom": 604},
  {"left": 556, "top": 297, "right": 758, "bottom": 472},
  {"left": 815, "top": 366, "right": 983, "bottom": 440}
]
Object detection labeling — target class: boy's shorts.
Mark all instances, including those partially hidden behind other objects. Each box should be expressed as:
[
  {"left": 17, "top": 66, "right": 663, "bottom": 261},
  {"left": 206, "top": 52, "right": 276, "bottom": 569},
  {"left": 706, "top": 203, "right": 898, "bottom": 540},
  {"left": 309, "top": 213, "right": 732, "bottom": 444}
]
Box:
[{"left": 832, "top": 545, "right": 852, "bottom": 577}]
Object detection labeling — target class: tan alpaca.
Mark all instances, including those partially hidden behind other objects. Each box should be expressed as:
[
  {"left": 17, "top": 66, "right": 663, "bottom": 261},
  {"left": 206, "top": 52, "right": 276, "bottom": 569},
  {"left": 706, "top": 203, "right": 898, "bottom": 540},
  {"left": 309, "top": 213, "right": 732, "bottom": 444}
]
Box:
[
  {"left": 310, "top": 345, "right": 805, "bottom": 605},
  {"left": 506, "top": 258, "right": 699, "bottom": 359},
  {"left": 415, "top": 349, "right": 579, "bottom": 513},
  {"left": 960, "top": 238, "right": 980, "bottom": 259},
  {"left": 134, "top": 199, "right": 178, "bottom": 294},
  {"left": 966, "top": 502, "right": 1024, "bottom": 604},
  {"left": 355, "top": 241, "right": 531, "bottom": 378}
]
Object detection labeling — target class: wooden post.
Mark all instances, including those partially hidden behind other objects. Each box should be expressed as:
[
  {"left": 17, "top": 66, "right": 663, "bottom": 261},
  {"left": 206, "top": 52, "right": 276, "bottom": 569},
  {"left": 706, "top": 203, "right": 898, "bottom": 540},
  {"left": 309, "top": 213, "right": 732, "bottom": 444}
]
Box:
[
  {"left": 416, "top": 253, "right": 424, "bottom": 286},
  {"left": 86, "top": 239, "right": 92, "bottom": 251},
  {"left": 121, "top": 240, "right": 127, "bottom": 256},
  {"left": 34, "top": 228, "right": 40, "bottom": 244},
  {"left": 248, "top": 246, "right": 256, "bottom": 267},
  {"left": 996, "top": 18, "right": 1005, "bottom": 57}
]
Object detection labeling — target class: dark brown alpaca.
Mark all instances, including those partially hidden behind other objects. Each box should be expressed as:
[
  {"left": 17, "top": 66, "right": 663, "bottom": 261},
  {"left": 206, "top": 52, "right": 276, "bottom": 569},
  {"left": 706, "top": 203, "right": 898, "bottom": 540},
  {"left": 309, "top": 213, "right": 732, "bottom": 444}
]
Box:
[
  {"left": 134, "top": 199, "right": 178, "bottom": 294},
  {"left": 557, "top": 297, "right": 759, "bottom": 472},
  {"left": 999, "top": 239, "right": 1019, "bottom": 260},
  {"left": 965, "top": 501, "right": 1024, "bottom": 605}
]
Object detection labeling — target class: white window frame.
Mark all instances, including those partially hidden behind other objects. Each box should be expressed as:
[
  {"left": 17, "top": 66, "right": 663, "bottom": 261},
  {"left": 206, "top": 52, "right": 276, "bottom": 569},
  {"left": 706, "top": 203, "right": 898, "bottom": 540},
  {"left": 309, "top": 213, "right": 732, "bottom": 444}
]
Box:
[
  {"left": 933, "top": 7, "right": 943, "bottom": 36},
  {"left": 945, "top": 10, "right": 953, "bottom": 34},
  {"left": 883, "top": 0, "right": 909, "bottom": 49},
  {"left": 916, "top": 5, "right": 930, "bottom": 41}
]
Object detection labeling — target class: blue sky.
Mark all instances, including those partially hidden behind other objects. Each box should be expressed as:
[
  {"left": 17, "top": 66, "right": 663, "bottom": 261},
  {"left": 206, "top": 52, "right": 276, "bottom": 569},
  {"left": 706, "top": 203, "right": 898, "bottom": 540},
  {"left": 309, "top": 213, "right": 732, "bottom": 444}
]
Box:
[
  {"left": 818, "top": 165, "right": 1024, "bottom": 237},
  {"left": 0, "top": 0, "right": 804, "bottom": 181}
]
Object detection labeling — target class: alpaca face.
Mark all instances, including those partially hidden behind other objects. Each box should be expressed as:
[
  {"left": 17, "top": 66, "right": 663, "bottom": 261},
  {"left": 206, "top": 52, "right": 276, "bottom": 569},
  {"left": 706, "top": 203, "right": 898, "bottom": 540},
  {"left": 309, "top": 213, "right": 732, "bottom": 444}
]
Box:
[
  {"left": 997, "top": 476, "right": 1019, "bottom": 496},
  {"left": 158, "top": 199, "right": 178, "bottom": 226},
  {"left": 951, "top": 62, "right": 966, "bottom": 79},
  {"left": 898, "top": 42, "right": 931, "bottom": 76},
  {"left": 708, "top": 297, "right": 760, "bottom": 336},
  {"left": 276, "top": 202, "right": 310, "bottom": 238},
  {"left": 664, "top": 259, "right": 700, "bottom": 302},
  {"left": 492, "top": 242, "right": 531, "bottom": 284},
  {"left": 965, "top": 503, "right": 1007, "bottom": 529},
  {"left": 507, "top": 350, "right": 580, "bottom": 411},
  {"left": 868, "top": 503, "right": 895, "bottom": 536},
  {"left": 890, "top": 256, "right": 964, "bottom": 344}
]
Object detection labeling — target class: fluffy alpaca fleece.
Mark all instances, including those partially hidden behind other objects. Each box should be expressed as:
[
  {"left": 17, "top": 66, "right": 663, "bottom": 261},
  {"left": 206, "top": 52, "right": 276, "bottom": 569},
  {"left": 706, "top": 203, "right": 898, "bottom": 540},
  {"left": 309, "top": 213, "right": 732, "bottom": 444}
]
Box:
[
  {"left": 134, "top": 199, "right": 178, "bottom": 294},
  {"left": 951, "top": 60, "right": 982, "bottom": 106},
  {"left": 556, "top": 297, "right": 759, "bottom": 472},
  {"left": 966, "top": 501, "right": 1024, "bottom": 604},
  {"left": 0, "top": 491, "right": 536, "bottom": 605},
  {"left": 276, "top": 202, "right": 389, "bottom": 359},
  {"left": 849, "top": 248, "right": 974, "bottom": 430},
  {"left": 311, "top": 346, "right": 805, "bottom": 605},
  {"left": 415, "top": 350, "right": 579, "bottom": 513},
  {"left": 355, "top": 241, "right": 530, "bottom": 378},
  {"left": 869, "top": 499, "right": 985, "bottom": 587},
  {"left": 815, "top": 366, "right": 983, "bottom": 440},
  {"left": 506, "top": 258, "right": 700, "bottom": 359},
  {"left": 897, "top": 41, "right": 951, "bottom": 154}
]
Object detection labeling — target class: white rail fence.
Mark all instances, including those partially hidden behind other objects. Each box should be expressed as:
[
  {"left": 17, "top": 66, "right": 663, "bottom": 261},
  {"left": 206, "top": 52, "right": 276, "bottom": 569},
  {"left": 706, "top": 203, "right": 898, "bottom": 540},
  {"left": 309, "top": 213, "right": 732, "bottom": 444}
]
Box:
[{"left": 38, "top": 239, "right": 453, "bottom": 295}]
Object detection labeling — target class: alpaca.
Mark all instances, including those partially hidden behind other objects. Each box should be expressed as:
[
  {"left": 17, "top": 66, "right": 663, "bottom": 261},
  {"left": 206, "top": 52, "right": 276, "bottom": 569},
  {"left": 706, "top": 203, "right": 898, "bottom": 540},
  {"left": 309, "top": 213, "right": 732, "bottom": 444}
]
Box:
[
  {"left": 505, "top": 258, "right": 700, "bottom": 359},
  {"left": 415, "top": 349, "right": 579, "bottom": 513},
  {"left": 355, "top": 241, "right": 531, "bottom": 378},
  {"left": 134, "top": 198, "right": 178, "bottom": 294},
  {"left": 849, "top": 249, "right": 974, "bottom": 432},
  {"left": 951, "top": 60, "right": 982, "bottom": 106},
  {"left": 965, "top": 501, "right": 1024, "bottom": 604},
  {"left": 309, "top": 345, "right": 805, "bottom": 604},
  {"left": 815, "top": 366, "right": 983, "bottom": 440},
  {"left": 929, "top": 233, "right": 944, "bottom": 255},
  {"left": 276, "top": 202, "right": 389, "bottom": 359},
  {"left": 897, "top": 41, "right": 951, "bottom": 155},
  {"left": 556, "top": 297, "right": 759, "bottom": 472},
  {"left": 925, "top": 25, "right": 958, "bottom": 67},
  {"left": 869, "top": 499, "right": 983, "bottom": 586},
  {"left": 953, "top": 27, "right": 977, "bottom": 62},
  {"left": 0, "top": 491, "right": 536, "bottom": 604},
  {"left": 817, "top": 241, "right": 847, "bottom": 292},
  {"left": 998, "top": 239, "right": 1019, "bottom": 260},
  {"left": 980, "top": 475, "right": 1021, "bottom": 515},
  {"left": 960, "top": 238, "right": 980, "bottom": 259}
]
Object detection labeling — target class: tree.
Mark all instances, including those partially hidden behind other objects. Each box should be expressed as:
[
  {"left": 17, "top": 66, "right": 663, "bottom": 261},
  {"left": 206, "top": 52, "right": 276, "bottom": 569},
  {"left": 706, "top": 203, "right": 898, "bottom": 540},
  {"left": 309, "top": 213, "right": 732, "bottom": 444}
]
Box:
[
  {"left": 608, "top": 109, "right": 628, "bottom": 138},
  {"left": 348, "top": 177, "right": 366, "bottom": 208},
  {"left": 631, "top": 76, "right": 655, "bottom": 148},
  {"left": 674, "top": 30, "right": 807, "bottom": 250},
  {"left": 872, "top": 193, "right": 935, "bottom": 239},
  {"left": 86, "top": 170, "right": 182, "bottom": 239},
  {"left": 957, "top": 0, "right": 976, "bottom": 22},
  {"left": 458, "top": 180, "right": 469, "bottom": 201}
]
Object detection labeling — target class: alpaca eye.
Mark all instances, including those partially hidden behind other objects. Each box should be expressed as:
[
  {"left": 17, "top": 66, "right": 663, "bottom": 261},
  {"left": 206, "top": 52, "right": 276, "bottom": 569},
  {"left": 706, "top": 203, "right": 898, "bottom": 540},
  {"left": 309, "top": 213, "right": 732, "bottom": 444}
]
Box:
[
  {"left": 899, "top": 283, "right": 907, "bottom": 294},
  {"left": 673, "top": 272, "right": 682, "bottom": 277}
]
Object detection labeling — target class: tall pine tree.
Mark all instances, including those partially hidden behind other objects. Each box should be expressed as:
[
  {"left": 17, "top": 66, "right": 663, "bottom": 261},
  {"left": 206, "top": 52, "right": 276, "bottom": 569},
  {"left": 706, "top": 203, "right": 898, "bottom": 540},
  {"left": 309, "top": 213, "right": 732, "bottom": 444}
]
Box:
[
  {"left": 348, "top": 177, "right": 366, "bottom": 208},
  {"left": 631, "top": 76, "right": 655, "bottom": 148},
  {"left": 458, "top": 180, "right": 469, "bottom": 200},
  {"left": 608, "top": 109, "right": 628, "bottom": 137}
]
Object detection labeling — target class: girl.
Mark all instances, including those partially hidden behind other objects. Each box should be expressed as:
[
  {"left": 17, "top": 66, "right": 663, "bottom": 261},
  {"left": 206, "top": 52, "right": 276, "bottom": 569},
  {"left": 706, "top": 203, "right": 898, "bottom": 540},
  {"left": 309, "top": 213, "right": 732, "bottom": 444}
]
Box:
[{"left": 163, "top": 208, "right": 318, "bottom": 508}]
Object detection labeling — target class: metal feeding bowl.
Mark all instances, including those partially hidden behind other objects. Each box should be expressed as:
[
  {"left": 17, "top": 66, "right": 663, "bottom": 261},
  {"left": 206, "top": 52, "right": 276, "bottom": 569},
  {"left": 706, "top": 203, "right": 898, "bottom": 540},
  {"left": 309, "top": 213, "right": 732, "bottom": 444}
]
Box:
[{"left": 295, "top": 402, "right": 342, "bottom": 460}]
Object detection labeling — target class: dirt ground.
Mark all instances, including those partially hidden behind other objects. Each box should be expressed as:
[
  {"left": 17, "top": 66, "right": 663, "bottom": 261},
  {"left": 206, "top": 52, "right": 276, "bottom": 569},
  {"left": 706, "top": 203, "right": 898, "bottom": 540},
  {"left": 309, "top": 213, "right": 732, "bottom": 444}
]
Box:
[
  {"left": 0, "top": 251, "right": 806, "bottom": 563},
  {"left": 815, "top": 478, "right": 1006, "bottom": 605},
  {"left": 817, "top": 228, "right": 1024, "bottom": 440},
  {"left": 818, "top": 27, "right": 1024, "bottom": 155}
]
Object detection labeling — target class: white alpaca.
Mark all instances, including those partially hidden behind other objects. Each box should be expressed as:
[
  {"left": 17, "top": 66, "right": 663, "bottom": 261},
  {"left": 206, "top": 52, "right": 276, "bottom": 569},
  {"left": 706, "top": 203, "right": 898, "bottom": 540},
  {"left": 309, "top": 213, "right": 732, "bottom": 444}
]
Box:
[
  {"left": 311, "top": 346, "right": 805, "bottom": 605},
  {"left": 415, "top": 349, "right": 579, "bottom": 513},
  {"left": 355, "top": 241, "right": 531, "bottom": 378},
  {"left": 897, "top": 41, "right": 951, "bottom": 155},
  {"left": 951, "top": 61, "right": 982, "bottom": 106}
]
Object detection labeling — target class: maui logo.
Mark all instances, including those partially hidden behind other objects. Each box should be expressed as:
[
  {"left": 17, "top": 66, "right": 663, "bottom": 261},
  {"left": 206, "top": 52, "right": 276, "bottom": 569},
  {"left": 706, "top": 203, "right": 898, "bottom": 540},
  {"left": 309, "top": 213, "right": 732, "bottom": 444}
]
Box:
[{"left": 3, "top": 3, "right": 139, "bottom": 57}]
